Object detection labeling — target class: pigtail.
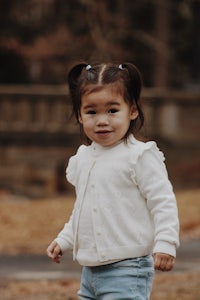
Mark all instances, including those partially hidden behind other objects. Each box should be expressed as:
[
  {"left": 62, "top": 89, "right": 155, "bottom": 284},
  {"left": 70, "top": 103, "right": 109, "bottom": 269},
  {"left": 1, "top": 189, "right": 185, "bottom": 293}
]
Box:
[
  {"left": 122, "top": 62, "right": 144, "bottom": 131},
  {"left": 67, "top": 63, "right": 88, "bottom": 94},
  {"left": 67, "top": 63, "right": 88, "bottom": 121},
  {"left": 122, "top": 63, "right": 142, "bottom": 101}
]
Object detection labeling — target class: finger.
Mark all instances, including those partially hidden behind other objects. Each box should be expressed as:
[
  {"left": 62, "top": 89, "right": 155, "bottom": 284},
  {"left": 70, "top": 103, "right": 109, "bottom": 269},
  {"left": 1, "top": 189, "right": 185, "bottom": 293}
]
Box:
[
  {"left": 46, "top": 244, "right": 55, "bottom": 258},
  {"left": 164, "top": 257, "right": 175, "bottom": 272},
  {"left": 46, "top": 241, "right": 58, "bottom": 258},
  {"left": 53, "top": 253, "right": 62, "bottom": 263},
  {"left": 159, "top": 257, "right": 168, "bottom": 271},
  {"left": 52, "top": 254, "right": 63, "bottom": 264},
  {"left": 52, "top": 245, "right": 62, "bottom": 258},
  {"left": 154, "top": 254, "right": 162, "bottom": 270}
]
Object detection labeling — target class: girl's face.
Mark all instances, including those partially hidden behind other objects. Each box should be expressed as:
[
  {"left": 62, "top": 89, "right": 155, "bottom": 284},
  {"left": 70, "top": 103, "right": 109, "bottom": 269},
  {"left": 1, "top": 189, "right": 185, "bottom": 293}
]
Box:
[{"left": 79, "top": 85, "right": 138, "bottom": 147}]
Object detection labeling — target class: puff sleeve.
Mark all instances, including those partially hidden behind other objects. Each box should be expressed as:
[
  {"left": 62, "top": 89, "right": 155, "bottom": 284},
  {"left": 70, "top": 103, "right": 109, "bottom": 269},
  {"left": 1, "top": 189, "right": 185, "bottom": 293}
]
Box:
[
  {"left": 66, "top": 145, "right": 87, "bottom": 186},
  {"left": 66, "top": 155, "right": 77, "bottom": 186}
]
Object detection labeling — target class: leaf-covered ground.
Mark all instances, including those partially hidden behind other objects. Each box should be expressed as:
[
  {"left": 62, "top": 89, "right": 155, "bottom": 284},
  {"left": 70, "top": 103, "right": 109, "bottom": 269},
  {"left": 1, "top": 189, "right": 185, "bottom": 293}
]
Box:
[{"left": 0, "top": 189, "right": 200, "bottom": 299}]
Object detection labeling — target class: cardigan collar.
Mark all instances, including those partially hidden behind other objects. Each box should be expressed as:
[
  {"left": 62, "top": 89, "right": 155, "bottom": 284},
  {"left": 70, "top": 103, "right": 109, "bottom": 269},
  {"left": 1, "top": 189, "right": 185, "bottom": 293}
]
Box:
[{"left": 90, "top": 134, "right": 138, "bottom": 156}]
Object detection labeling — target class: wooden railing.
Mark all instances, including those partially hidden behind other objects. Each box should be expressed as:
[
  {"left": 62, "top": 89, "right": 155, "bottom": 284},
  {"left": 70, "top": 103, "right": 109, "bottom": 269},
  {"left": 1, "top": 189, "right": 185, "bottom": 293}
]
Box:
[
  {"left": 0, "top": 85, "right": 199, "bottom": 196},
  {"left": 141, "top": 88, "right": 200, "bottom": 144},
  {"left": 0, "top": 85, "right": 199, "bottom": 145},
  {"left": 0, "top": 85, "right": 81, "bottom": 146}
]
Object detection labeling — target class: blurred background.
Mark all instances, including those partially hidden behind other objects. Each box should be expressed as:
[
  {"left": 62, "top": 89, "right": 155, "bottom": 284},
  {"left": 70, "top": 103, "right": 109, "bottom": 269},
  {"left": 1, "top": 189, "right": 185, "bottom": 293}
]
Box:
[{"left": 0, "top": 0, "right": 200, "bottom": 198}]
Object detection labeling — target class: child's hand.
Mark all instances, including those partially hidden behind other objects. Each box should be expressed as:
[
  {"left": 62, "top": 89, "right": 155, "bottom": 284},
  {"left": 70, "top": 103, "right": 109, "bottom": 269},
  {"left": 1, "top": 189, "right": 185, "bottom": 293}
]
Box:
[
  {"left": 47, "top": 241, "right": 62, "bottom": 263},
  {"left": 153, "top": 253, "right": 175, "bottom": 272}
]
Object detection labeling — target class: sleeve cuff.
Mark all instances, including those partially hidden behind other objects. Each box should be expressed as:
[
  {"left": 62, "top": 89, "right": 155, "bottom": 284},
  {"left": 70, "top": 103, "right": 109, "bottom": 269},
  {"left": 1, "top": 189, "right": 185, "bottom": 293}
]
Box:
[
  {"left": 153, "top": 240, "right": 177, "bottom": 257},
  {"left": 54, "top": 237, "right": 72, "bottom": 253}
]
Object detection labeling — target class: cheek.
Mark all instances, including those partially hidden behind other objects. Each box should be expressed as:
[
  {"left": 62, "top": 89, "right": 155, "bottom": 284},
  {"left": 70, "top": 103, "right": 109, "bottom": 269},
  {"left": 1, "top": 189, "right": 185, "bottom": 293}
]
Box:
[{"left": 81, "top": 117, "right": 94, "bottom": 129}]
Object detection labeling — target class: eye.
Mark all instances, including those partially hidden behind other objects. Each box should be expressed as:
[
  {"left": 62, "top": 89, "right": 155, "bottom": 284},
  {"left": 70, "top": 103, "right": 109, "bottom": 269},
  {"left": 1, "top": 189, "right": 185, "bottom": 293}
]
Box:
[
  {"left": 108, "top": 108, "right": 118, "bottom": 114},
  {"left": 87, "top": 110, "right": 96, "bottom": 115}
]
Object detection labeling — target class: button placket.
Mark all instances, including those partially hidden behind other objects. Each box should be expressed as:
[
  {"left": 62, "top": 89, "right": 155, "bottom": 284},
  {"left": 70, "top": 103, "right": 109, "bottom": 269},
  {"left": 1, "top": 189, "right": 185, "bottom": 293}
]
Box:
[{"left": 74, "top": 160, "right": 97, "bottom": 258}]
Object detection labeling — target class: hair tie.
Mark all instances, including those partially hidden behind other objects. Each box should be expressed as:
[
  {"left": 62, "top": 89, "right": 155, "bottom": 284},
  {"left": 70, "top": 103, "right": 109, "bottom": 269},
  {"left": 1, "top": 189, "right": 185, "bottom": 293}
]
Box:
[
  {"left": 118, "top": 64, "right": 124, "bottom": 70},
  {"left": 86, "top": 64, "right": 92, "bottom": 71}
]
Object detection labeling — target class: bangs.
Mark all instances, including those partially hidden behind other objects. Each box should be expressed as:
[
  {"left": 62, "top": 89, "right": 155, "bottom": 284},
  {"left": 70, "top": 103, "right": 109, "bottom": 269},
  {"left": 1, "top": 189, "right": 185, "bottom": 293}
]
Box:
[
  {"left": 81, "top": 81, "right": 126, "bottom": 99},
  {"left": 80, "top": 84, "right": 104, "bottom": 97}
]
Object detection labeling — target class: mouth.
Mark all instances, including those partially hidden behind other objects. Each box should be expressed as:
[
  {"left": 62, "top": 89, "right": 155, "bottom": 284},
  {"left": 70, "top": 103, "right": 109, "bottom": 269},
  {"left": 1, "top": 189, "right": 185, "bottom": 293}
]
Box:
[{"left": 95, "top": 130, "right": 112, "bottom": 137}]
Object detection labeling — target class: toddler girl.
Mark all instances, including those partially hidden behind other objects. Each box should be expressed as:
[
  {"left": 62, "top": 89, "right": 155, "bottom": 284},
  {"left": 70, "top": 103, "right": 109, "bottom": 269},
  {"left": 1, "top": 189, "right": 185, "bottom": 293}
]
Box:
[{"left": 47, "top": 62, "right": 179, "bottom": 299}]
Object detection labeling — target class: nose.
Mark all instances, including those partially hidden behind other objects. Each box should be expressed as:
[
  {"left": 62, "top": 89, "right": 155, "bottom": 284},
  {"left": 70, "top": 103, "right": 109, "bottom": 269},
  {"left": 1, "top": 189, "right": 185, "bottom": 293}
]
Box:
[{"left": 96, "top": 114, "right": 109, "bottom": 126}]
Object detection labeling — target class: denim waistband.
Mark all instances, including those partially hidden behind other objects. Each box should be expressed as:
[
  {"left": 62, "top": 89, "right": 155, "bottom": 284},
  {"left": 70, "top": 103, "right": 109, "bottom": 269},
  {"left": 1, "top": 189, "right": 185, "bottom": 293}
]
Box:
[{"left": 88, "top": 255, "right": 153, "bottom": 271}]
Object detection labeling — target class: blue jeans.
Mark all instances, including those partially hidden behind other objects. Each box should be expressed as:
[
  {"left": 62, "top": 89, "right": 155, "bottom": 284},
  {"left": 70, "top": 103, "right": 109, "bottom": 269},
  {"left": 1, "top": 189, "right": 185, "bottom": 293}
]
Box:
[{"left": 78, "top": 255, "right": 154, "bottom": 300}]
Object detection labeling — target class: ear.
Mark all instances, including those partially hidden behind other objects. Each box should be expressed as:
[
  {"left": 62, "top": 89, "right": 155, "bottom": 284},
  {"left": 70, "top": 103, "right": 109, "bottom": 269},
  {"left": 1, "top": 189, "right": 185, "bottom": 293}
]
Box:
[
  {"left": 130, "top": 106, "right": 139, "bottom": 120},
  {"left": 78, "top": 113, "right": 83, "bottom": 124}
]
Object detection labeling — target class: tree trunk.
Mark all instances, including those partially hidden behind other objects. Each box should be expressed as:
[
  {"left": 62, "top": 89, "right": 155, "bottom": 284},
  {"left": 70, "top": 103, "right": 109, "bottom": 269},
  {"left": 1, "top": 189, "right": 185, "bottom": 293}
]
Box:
[{"left": 153, "top": 1, "right": 170, "bottom": 87}]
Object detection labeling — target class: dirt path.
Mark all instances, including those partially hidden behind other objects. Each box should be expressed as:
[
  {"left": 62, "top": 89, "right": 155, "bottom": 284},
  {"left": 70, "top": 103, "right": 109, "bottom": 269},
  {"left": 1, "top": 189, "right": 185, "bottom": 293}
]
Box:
[
  {"left": 0, "top": 253, "right": 81, "bottom": 280},
  {"left": 0, "top": 239, "right": 200, "bottom": 280}
]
